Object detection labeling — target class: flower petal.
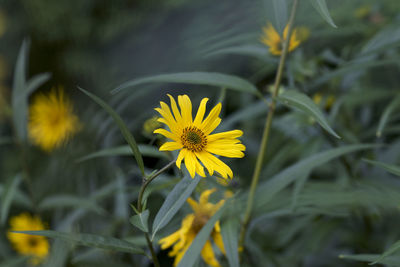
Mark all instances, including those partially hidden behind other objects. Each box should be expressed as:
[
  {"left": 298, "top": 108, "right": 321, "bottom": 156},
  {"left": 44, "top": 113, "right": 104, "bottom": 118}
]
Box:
[
  {"left": 206, "top": 142, "right": 245, "bottom": 158},
  {"left": 195, "top": 151, "right": 215, "bottom": 176},
  {"left": 200, "top": 103, "right": 221, "bottom": 135},
  {"left": 201, "top": 240, "right": 221, "bottom": 267},
  {"left": 178, "top": 95, "right": 193, "bottom": 126},
  {"left": 153, "top": 128, "right": 179, "bottom": 141},
  {"left": 207, "top": 130, "right": 243, "bottom": 142},
  {"left": 184, "top": 151, "right": 197, "bottom": 178},
  {"left": 201, "top": 153, "right": 234, "bottom": 179},
  {"left": 176, "top": 148, "right": 187, "bottom": 169},
  {"left": 167, "top": 94, "right": 182, "bottom": 123},
  {"left": 193, "top": 98, "right": 209, "bottom": 127},
  {"left": 213, "top": 231, "right": 225, "bottom": 255},
  {"left": 159, "top": 142, "right": 183, "bottom": 151}
]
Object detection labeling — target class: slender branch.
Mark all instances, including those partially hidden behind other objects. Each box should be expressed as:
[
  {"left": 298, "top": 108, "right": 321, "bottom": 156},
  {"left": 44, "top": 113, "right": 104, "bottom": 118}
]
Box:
[
  {"left": 238, "top": 0, "right": 300, "bottom": 252},
  {"left": 136, "top": 159, "right": 175, "bottom": 267}
]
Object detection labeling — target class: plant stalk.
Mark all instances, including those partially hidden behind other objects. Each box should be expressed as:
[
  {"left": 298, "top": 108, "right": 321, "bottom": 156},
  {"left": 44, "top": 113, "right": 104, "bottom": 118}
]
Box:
[
  {"left": 238, "top": 0, "right": 300, "bottom": 251},
  {"left": 136, "top": 159, "right": 175, "bottom": 267}
]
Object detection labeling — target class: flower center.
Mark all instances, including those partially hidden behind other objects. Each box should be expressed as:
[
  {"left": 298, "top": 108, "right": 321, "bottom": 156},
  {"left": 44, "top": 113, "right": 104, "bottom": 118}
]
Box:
[
  {"left": 191, "top": 213, "right": 210, "bottom": 233},
  {"left": 28, "top": 237, "right": 38, "bottom": 248},
  {"left": 181, "top": 126, "right": 207, "bottom": 152}
]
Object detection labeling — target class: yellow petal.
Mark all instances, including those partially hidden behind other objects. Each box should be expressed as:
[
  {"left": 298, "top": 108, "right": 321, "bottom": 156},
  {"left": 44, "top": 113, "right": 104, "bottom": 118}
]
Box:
[
  {"left": 184, "top": 151, "right": 197, "bottom": 178},
  {"left": 159, "top": 230, "right": 181, "bottom": 249},
  {"left": 153, "top": 128, "right": 179, "bottom": 141},
  {"left": 187, "top": 197, "right": 199, "bottom": 212},
  {"left": 167, "top": 94, "right": 182, "bottom": 123},
  {"left": 178, "top": 95, "right": 193, "bottom": 126},
  {"left": 201, "top": 240, "right": 221, "bottom": 267},
  {"left": 176, "top": 148, "right": 188, "bottom": 169},
  {"left": 199, "top": 188, "right": 216, "bottom": 205},
  {"left": 207, "top": 130, "right": 243, "bottom": 142},
  {"left": 200, "top": 103, "right": 221, "bottom": 135},
  {"left": 159, "top": 142, "right": 182, "bottom": 151},
  {"left": 193, "top": 98, "right": 209, "bottom": 127},
  {"left": 213, "top": 231, "right": 225, "bottom": 255},
  {"left": 195, "top": 151, "right": 215, "bottom": 176},
  {"left": 206, "top": 142, "right": 245, "bottom": 158},
  {"left": 201, "top": 153, "right": 233, "bottom": 179}
]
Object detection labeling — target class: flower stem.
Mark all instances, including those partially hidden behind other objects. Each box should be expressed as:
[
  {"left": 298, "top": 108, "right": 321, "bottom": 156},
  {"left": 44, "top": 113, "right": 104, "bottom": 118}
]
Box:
[
  {"left": 238, "top": 0, "right": 300, "bottom": 252},
  {"left": 136, "top": 159, "right": 175, "bottom": 267}
]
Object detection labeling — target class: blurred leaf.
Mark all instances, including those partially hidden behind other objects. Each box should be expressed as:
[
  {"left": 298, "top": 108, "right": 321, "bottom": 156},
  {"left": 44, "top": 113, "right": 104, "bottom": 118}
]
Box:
[
  {"left": 254, "top": 144, "right": 378, "bottom": 209},
  {"left": 111, "top": 72, "right": 262, "bottom": 97},
  {"left": 177, "top": 203, "right": 227, "bottom": 267},
  {"left": 0, "top": 256, "right": 28, "bottom": 267},
  {"left": 339, "top": 254, "right": 400, "bottom": 266},
  {"left": 361, "top": 25, "right": 400, "bottom": 56},
  {"left": 130, "top": 210, "right": 149, "bottom": 233},
  {"left": 363, "top": 159, "right": 400, "bottom": 177},
  {"left": 38, "top": 195, "right": 106, "bottom": 214},
  {"left": 13, "top": 230, "right": 145, "bottom": 255},
  {"left": 0, "top": 137, "right": 13, "bottom": 146},
  {"left": 290, "top": 171, "right": 310, "bottom": 210},
  {"left": 308, "top": 0, "right": 337, "bottom": 28},
  {"left": 206, "top": 45, "right": 274, "bottom": 62},
  {"left": 12, "top": 40, "right": 51, "bottom": 142},
  {"left": 1, "top": 174, "right": 22, "bottom": 225},
  {"left": 221, "top": 217, "right": 240, "bottom": 267},
  {"left": 278, "top": 90, "right": 340, "bottom": 138},
  {"left": 151, "top": 175, "right": 201, "bottom": 240},
  {"left": 78, "top": 87, "right": 145, "bottom": 176},
  {"left": 376, "top": 95, "right": 400, "bottom": 137},
  {"left": 272, "top": 0, "right": 288, "bottom": 35},
  {"left": 77, "top": 144, "right": 168, "bottom": 163}
]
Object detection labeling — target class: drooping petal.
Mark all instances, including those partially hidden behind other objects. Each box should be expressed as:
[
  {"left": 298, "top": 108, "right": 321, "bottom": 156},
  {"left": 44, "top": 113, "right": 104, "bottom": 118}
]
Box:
[
  {"left": 200, "top": 240, "right": 221, "bottom": 267},
  {"left": 153, "top": 128, "right": 179, "bottom": 141},
  {"left": 184, "top": 151, "right": 197, "bottom": 178},
  {"left": 199, "top": 188, "right": 216, "bottom": 205},
  {"left": 176, "top": 148, "right": 188, "bottom": 169},
  {"left": 178, "top": 95, "right": 193, "bottom": 126},
  {"left": 195, "top": 151, "right": 214, "bottom": 176},
  {"left": 201, "top": 152, "right": 234, "bottom": 179},
  {"left": 159, "top": 142, "right": 183, "bottom": 151},
  {"left": 206, "top": 142, "right": 245, "bottom": 158},
  {"left": 193, "top": 98, "right": 209, "bottom": 127},
  {"left": 187, "top": 197, "right": 199, "bottom": 212},
  {"left": 195, "top": 158, "right": 206, "bottom": 177},
  {"left": 213, "top": 231, "right": 225, "bottom": 255},
  {"left": 159, "top": 230, "right": 181, "bottom": 249}
]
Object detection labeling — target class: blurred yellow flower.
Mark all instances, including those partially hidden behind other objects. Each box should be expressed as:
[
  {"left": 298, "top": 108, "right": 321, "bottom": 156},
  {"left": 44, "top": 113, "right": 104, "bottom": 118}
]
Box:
[
  {"left": 143, "top": 116, "right": 162, "bottom": 136},
  {"left": 313, "top": 93, "right": 336, "bottom": 111},
  {"left": 260, "top": 22, "right": 302, "bottom": 56},
  {"left": 154, "top": 94, "right": 245, "bottom": 179},
  {"left": 28, "top": 87, "right": 80, "bottom": 151},
  {"left": 7, "top": 213, "right": 49, "bottom": 265},
  {"left": 354, "top": 5, "right": 371, "bottom": 19},
  {"left": 159, "top": 188, "right": 225, "bottom": 267}
]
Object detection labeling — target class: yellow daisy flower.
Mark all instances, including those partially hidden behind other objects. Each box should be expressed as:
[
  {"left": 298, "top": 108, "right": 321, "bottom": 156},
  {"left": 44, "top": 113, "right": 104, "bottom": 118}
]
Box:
[
  {"left": 154, "top": 94, "right": 245, "bottom": 179},
  {"left": 7, "top": 213, "right": 50, "bottom": 265},
  {"left": 159, "top": 188, "right": 225, "bottom": 267},
  {"left": 260, "top": 22, "right": 302, "bottom": 56},
  {"left": 28, "top": 87, "right": 80, "bottom": 151},
  {"left": 143, "top": 115, "right": 162, "bottom": 136}
]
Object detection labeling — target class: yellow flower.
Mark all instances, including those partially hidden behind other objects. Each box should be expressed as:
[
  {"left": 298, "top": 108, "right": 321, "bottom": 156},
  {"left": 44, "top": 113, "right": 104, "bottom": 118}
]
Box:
[
  {"left": 28, "top": 87, "right": 80, "bottom": 151},
  {"left": 260, "top": 22, "right": 302, "bottom": 56},
  {"left": 143, "top": 116, "right": 162, "bottom": 136},
  {"left": 312, "top": 93, "right": 336, "bottom": 111},
  {"left": 7, "top": 213, "right": 49, "bottom": 265},
  {"left": 154, "top": 94, "right": 245, "bottom": 179},
  {"left": 159, "top": 188, "right": 225, "bottom": 267}
]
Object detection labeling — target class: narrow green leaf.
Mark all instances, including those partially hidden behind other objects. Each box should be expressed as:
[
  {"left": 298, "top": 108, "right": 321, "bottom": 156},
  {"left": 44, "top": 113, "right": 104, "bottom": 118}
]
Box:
[
  {"left": 254, "top": 144, "right": 378, "bottom": 208},
  {"left": 272, "top": 0, "right": 288, "bottom": 35},
  {"left": 339, "top": 254, "right": 400, "bottom": 266},
  {"left": 206, "top": 45, "right": 273, "bottom": 61},
  {"left": 38, "top": 195, "right": 106, "bottom": 214},
  {"left": 309, "top": 0, "right": 337, "bottom": 28},
  {"left": 13, "top": 230, "right": 145, "bottom": 255},
  {"left": 151, "top": 176, "right": 201, "bottom": 240},
  {"left": 177, "top": 203, "right": 227, "bottom": 267},
  {"left": 111, "top": 72, "right": 262, "bottom": 97},
  {"left": 370, "top": 240, "right": 400, "bottom": 265},
  {"left": 130, "top": 210, "right": 149, "bottom": 233},
  {"left": 25, "top": 73, "right": 52, "bottom": 96},
  {"left": 1, "top": 174, "right": 22, "bottom": 225},
  {"left": 376, "top": 95, "right": 400, "bottom": 137},
  {"left": 78, "top": 87, "right": 145, "bottom": 175},
  {"left": 290, "top": 171, "right": 310, "bottom": 210},
  {"left": 363, "top": 159, "right": 400, "bottom": 177},
  {"left": 221, "top": 218, "right": 240, "bottom": 267},
  {"left": 278, "top": 90, "right": 340, "bottom": 138},
  {"left": 12, "top": 40, "right": 29, "bottom": 141},
  {"left": 77, "top": 144, "right": 168, "bottom": 163}
]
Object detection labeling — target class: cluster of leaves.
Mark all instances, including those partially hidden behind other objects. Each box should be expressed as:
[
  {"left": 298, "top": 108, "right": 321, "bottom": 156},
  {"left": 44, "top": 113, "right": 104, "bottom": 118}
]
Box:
[{"left": 1, "top": 0, "right": 400, "bottom": 266}]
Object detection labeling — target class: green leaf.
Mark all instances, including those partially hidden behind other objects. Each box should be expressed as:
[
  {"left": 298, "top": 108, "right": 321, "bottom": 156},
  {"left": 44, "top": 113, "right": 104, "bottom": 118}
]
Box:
[
  {"left": 0, "top": 256, "right": 29, "bottom": 267},
  {"left": 254, "top": 144, "right": 378, "bottom": 209},
  {"left": 38, "top": 195, "right": 106, "bottom": 214},
  {"left": 78, "top": 87, "right": 145, "bottom": 175},
  {"left": 308, "top": 0, "right": 337, "bottom": 28},
  {"left": 130, "top": 210, "right": 150, "bottom": 233},
  {"left": 177, "top": 203, "right": 227, "bottom": 267},
  {"left": 151, "top": 176, "right": 201, "bottom": 240},
  {"left": 77, "top": 145, "right": 168, "bottom": 163},
  {"left": 339, "top": 254, "right": 400, "bottom": 266},
  {"left": 13, "top": 230, "right": 145, "bottom": 255},
  {"left": 376, "top": 95, "right": 400, "bottom": 137},
  {"left": 363, "top": 159, "right": 400, "bottom": 177},
  {"left": 368, "top": 239, "right": 400, "bottom": 265},
  {"left": 111, "top": 72, "right": 262, "bottom": 97},
  {"left": 1, "top": 174, "right": 22, "bottom": 225},
  {"left": 0, "top": 136, "right": 13, "bottom": 146},
  {"left": 278, "top": 90, "right": 340, "bottom": 138},
  {"left": 221, "top": 217, "right": 240, "bottom": 267},
  {"left": 206, "top": 45, "right": 273, "bottom": 61},
  {"left": 11, "top": 40, "right": 51, "bottom": 142}
]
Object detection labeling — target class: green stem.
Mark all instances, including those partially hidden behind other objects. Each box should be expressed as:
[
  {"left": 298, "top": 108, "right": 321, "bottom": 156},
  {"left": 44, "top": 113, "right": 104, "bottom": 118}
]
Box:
[
  {"left": 136, "top": 159, "right": 175, "bottom": 267},
  {"left": 238, "top": 0, "right": 300, "bottom": 251}
]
